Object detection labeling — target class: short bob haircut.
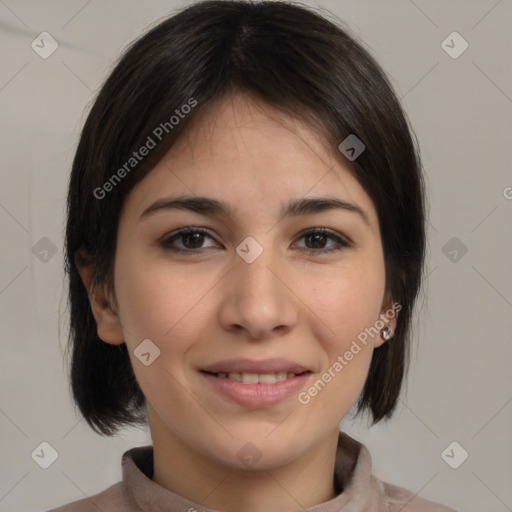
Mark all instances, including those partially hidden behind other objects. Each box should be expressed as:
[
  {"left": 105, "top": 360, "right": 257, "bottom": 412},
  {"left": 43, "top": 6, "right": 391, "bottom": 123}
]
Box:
[{"left": 64, "top": 0, "right": 426, "bottom": 437}]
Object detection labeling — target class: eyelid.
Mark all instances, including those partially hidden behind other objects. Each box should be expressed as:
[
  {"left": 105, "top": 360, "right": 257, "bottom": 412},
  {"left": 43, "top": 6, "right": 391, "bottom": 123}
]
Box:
[
  {"left": 159, "top": 226, "right": 353, "bottom": 256},
  {"left": 161, "top": 225, "right": 351, "bottom": 242},
  {"left": 159, "top": 226, "right": 217, "bottom": 246},
  {"left": 295, "top": 226, "right": 352, "bottom": 245}
]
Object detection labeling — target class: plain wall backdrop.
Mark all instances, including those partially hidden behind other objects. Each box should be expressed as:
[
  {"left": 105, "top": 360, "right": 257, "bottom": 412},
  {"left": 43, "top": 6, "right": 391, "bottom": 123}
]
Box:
[{"left": 0, "top": 1, "right": 511, "bottom": 511}]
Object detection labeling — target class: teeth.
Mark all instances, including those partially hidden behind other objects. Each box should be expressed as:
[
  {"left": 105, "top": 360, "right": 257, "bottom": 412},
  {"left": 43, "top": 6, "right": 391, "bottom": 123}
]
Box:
[
  {"left": 241, "top": 373, "right": 259, "bottom": 384},
  {"left": 215, "top": 372, "right": 298, "bottom": 383}
]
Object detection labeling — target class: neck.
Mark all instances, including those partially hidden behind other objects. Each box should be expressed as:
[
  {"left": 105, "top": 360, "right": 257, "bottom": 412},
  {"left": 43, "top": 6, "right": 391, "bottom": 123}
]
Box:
[{"left": 149, "top": 411, "right": 339, "bottom": 512}]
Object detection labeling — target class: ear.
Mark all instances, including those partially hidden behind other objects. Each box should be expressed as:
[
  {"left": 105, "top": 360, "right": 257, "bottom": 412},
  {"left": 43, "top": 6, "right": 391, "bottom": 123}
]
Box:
[
  {"left": 75, "top": 249, "right": 125, "bottom": 345},
  {"left": 374, "top": 289, "right": 400, "bottom": 349}
]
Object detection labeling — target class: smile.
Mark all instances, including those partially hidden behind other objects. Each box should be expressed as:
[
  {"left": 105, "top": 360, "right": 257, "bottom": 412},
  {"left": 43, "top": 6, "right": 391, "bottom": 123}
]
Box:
[
  {"left": 202, "top": 370, "right": 311, "bottom": 384},
  {"left": 199, "top": 370, "right": 313, "bottom": 407}
]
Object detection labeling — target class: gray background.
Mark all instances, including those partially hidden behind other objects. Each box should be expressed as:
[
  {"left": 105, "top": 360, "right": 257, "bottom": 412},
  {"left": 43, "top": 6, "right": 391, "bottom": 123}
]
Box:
[{"left": 1, "top": 1, "right": 511, "bottom": 511}]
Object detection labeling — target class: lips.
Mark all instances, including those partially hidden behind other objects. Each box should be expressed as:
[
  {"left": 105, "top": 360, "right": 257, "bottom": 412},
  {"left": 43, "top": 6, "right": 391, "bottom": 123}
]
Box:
[
  {"left": 200, "top": 370, "right": 313, "bottom": 407},
  {"left": 200, "top": 357, "right": 312, "bottom": 375}
]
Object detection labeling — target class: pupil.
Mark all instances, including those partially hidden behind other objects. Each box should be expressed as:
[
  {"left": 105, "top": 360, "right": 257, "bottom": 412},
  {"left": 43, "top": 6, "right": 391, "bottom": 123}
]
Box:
[
  {"left": 185, "top": 233, "right": 203, "bottom": 248},
  {"left": 308, "top": 234, "right": 325, "bottom": 248}
]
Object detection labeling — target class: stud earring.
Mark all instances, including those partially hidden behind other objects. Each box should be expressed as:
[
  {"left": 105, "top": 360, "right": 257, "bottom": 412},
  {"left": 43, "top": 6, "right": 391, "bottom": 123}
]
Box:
[{"left": 381, "top": 325, "right": 394, "bottom": 341}]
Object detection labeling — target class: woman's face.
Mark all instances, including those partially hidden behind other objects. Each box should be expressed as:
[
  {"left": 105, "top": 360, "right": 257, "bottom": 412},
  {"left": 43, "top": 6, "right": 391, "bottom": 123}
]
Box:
[{"left": 100, "top": 93, "right": 396, "bottom": 469}]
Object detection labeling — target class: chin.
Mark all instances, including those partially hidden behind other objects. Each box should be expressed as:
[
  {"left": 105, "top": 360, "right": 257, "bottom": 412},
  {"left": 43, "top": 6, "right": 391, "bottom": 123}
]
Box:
[{"left": 221, "top": 430, "right": 303, "bottom": 470}]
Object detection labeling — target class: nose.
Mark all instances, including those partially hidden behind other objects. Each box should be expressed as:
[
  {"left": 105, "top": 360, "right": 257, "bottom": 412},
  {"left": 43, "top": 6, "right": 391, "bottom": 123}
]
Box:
[{"left": 218, "top": 244, "right": 299, "bottom": 340}]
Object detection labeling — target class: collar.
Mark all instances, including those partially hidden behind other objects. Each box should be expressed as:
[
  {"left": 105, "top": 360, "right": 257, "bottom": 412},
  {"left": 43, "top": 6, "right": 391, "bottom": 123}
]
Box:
[{"left": 121, "top": 431, "right": 389, "bottom": 511}]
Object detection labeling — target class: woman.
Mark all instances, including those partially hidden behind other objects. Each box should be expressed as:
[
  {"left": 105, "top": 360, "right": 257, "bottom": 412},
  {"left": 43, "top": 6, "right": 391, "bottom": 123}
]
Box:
[{"left": 52, "top": 1, "right": 457, "bottom": 510}]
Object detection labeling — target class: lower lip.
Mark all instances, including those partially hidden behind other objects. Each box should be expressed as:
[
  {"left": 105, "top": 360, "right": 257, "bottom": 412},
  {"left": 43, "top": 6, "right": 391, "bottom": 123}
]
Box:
[{"left": 199, "top": 371, "right": 312, "bottom": 408}]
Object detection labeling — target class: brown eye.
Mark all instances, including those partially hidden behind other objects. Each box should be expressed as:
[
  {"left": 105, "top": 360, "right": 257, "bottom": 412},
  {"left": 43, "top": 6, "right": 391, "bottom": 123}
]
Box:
[
  {"left": 160, "top": 226, "right": 351, "bottom": 257},
  {"left": 295, "top": 228, "right": 351, "bottom": 256},
  {"left": 161, "top": 228, "right": 217, "bottom": 253}
]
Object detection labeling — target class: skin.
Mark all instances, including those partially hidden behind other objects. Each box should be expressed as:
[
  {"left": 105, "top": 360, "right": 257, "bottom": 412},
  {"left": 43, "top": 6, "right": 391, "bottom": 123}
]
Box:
[{"left": 78, "top": 92, "right": 397, "bottom": 512}]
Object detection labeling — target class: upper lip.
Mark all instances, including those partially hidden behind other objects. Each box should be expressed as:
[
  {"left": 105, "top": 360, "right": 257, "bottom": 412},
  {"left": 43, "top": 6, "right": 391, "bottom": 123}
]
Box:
[{"left": 200, "top": 358, "right": 312, "bottom": 375}]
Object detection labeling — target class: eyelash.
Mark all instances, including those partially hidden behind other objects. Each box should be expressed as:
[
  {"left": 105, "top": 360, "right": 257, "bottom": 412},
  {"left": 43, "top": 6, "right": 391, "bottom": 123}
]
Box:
[{"left": 160, "top": 227, "right": 351, "bottom": 257}]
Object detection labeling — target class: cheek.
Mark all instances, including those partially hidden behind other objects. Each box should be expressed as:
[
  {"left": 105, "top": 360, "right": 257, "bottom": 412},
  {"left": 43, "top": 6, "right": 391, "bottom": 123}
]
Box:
[
  {"left": 113, "top": 259, "right": 210, "bottom": 406},
  {"left": 306, "top": 261, "right": 386, "bottom": 347},
  {"left": 114, "top": 254, "right": 215, "bottom": 354},
  {"left": 298, "top": 269, "right": 383, "bottom": 415}
]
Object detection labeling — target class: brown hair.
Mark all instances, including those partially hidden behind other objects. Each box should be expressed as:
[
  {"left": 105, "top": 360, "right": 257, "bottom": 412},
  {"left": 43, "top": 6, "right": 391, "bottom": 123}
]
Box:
[{"left": 64, "top": 0, "right": 426, "bottom": 436}]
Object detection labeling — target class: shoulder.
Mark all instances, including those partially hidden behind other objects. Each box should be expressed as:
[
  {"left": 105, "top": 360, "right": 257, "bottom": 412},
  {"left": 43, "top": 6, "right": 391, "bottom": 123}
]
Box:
[
  {"left": 381, "top": 480, "right": 459, "bottom": 512},
  {"left": 45, "top": 482, "right": 131, "bottom": 512}
]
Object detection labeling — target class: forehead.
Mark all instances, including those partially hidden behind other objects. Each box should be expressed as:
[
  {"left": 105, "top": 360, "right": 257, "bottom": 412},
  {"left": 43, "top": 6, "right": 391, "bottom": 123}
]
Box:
[{"left": 123, "top": 93, "right": 378, "bottom": 230}]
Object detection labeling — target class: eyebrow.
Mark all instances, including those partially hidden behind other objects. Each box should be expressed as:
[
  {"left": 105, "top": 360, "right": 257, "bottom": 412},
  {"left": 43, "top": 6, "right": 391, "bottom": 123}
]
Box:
[{"left": 139, "top": 195, "right": 370, "bottom": 226}]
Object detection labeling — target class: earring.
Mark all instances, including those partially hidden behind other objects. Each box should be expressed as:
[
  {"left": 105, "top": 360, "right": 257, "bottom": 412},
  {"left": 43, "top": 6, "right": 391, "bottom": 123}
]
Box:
[{"left": 381, "top": 325, "right": 394, "bottom": 341}]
